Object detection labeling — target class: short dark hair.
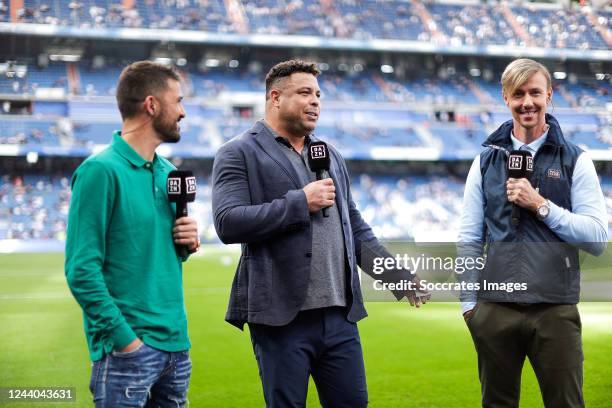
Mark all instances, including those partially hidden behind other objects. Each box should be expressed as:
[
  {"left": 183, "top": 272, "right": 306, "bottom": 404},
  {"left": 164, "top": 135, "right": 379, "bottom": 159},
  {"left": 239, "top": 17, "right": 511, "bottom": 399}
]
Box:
[
  {"left": 265, "top": 59, "right": 320, "bottom": 99},
  {"left": 116, "top": 61, "right": 180, "bottom": 120}
]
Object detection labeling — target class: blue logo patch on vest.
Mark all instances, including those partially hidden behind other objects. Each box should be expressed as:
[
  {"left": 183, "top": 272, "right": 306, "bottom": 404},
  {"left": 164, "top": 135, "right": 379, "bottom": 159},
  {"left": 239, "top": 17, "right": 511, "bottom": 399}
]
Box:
[{"left": 547, "top": 169, "right": 561, "bottom": 179}]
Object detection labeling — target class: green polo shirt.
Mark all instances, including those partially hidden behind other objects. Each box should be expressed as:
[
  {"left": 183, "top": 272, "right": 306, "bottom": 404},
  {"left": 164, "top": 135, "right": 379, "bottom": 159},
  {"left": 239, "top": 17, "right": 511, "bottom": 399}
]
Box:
[{"left": 65, "top": 132, "right": 190, "bottom": 361}]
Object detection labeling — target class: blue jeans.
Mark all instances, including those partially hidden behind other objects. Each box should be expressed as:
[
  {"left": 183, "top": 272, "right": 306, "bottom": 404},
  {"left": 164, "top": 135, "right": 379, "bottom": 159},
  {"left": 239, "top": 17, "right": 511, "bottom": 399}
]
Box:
[{"left": 89, "top": 343, "right": 191, "bottom": 408}]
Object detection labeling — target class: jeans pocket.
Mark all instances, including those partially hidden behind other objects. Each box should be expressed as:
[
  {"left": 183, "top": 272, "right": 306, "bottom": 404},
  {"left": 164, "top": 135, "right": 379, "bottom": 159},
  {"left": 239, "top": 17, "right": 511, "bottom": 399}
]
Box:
[{"left": 110, "top": 342, "right": 147, "bottom": 358}]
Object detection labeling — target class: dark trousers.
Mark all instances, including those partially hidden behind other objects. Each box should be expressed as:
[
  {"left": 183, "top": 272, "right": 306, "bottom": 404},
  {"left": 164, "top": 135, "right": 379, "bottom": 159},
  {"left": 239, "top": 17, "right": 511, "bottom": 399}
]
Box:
[
  {"left": 248, "top": 307, "right": 368, "bottom": 408},
  {"left": 467, "top": 301, "right": 584, "bottom": 408}
]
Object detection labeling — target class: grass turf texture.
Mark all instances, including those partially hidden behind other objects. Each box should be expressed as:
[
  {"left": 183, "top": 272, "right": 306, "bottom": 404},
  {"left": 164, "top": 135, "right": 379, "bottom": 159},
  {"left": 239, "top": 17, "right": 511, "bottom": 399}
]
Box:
[{"left": 0, "top": 251, "right": 611, "bottom": 407}]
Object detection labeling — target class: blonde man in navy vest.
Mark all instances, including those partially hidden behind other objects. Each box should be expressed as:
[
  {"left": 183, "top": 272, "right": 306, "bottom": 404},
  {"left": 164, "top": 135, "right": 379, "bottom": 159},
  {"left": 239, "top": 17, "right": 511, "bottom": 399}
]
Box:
[{"left": 459, "top": 59, "right": 607, "bottom": 407}]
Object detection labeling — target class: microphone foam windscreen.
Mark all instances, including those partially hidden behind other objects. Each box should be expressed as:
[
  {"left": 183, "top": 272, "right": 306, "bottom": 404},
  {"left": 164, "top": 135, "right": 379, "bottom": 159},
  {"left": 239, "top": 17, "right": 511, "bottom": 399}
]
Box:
[
  {"left": 307, "top": 141, "right": 330, "bottom": 172},
  {"left": 167, "top": 170, "right": 197, "bottom": 203},
  {"left": 507, "top": 150, "right": 533, "bottom": 179}
]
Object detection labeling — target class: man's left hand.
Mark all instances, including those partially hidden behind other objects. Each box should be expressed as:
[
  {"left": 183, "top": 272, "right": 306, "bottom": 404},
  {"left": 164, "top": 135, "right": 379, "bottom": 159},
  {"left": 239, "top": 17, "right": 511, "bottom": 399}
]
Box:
[
  {"left": 405, "top": 276, "right": 431, "bottom": 308},
  {"left": 173, "top": 217, "right": 199, "bottom": 251},
  {"left": 506, "top": 178, "right": 546, "bottom": 213}
]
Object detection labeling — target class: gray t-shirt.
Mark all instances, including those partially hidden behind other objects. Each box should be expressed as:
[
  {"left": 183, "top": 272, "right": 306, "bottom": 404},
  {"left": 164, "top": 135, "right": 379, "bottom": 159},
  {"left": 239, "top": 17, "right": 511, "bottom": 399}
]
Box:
[{"left": 263, "top": 121, "right": 347, "bottom": 310}]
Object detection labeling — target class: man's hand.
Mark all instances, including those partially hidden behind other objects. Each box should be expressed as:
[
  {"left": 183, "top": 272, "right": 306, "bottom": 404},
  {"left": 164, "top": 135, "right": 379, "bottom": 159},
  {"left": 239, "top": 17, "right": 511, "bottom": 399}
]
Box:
[
  {"left": 506, "top": 178, "right": 546, "bottom": 213},
  {"left": 173, "top": 217, "right": 199, "bottom": 251},
  {"left": 303, "top": 178, "right": 335, "bottom": 213},
  {"left": 118, "top": 338, "right": 142, "bottom": 353},
  {"left": 405, "top": 276, "right": 431, "bottom": 308}
]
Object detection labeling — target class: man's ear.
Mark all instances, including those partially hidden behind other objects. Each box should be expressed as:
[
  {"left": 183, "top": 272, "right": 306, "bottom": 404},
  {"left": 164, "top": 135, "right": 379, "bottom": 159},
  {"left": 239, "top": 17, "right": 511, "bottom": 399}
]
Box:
[
  {"left": 269, "top": 89, "right": 281, "bottom": 108},
  {"left": 144, "top": 95, "right": 156, "bottom": 116},
  {"left": 547, "top": 87, "right": 553, "bottom": 105}
]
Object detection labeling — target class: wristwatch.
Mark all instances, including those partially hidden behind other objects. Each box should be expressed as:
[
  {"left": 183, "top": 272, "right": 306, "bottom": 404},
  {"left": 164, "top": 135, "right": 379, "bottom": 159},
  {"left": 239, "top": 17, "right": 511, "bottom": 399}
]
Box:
[{"left": 536, "top": 200, "right": 550, "bottom": 221}]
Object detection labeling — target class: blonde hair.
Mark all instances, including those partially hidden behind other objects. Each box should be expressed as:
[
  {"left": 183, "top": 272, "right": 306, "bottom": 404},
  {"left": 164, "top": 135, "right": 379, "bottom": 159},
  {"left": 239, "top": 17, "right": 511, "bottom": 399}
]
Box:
[{"left": 501, "top": 58, "right": 552, "bottom": 97}]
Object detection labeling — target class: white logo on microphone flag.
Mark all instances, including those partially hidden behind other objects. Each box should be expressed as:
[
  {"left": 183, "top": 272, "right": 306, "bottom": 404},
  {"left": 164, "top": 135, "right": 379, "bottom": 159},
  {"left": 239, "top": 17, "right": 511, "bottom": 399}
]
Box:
[
  {"left": 311, "top": 145, "right": 326, "bottom": 159},
  {"left": 186, "top": 177, "right": 196, "bottom": 194},
  {"left": 168, "top": 178, "right": 181, "bottom": 194},
  {"left": 509, "top": 155, "right": 523, "bottom": 170},
  {"left": 527, "top": 157, "right": 534, "bottom": 172}
]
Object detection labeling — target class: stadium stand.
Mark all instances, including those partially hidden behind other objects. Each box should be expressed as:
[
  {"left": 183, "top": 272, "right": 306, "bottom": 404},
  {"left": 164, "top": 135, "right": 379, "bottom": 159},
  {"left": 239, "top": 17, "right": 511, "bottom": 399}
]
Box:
[
  {"left": 428, "top": 3, "right": 518, "bottom": 46},
  {"left": 0, "top": 117, "right": 58, "bottom": 145},
  {"left": 0, "top": 174, "right": 70, "bottom": 240},
  {"left": 511, "top": 4, "right": 609, "bottom": 50},
  {"left": 0, "top": 0, "right": 610, "bottom": 249},
  {"left": 2, "top": 112, "right": 609, "bottom": 157},
  {"left": 2, "top": 172, "right": 611, "bottom": 243},
  {"left": 1, "top": 60, "right": 609, "bottom": 154},
  {"left": 1, "top": 60, "right": 609, "bottom": 107},
  {"left": 7, "top": 1, "right": 610, "bottom": 51}
]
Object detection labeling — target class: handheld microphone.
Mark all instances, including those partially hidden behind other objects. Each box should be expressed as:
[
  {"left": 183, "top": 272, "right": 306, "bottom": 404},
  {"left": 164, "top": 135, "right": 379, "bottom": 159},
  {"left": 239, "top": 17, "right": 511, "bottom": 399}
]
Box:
[
  {"left": 307, "top": 141, "right": 332, "bottom": 218},
  {"left": 507, "top": 150, "right": 534, "bottom": 226},
  {"left": 167, "top": 170, "right": 197, "bottom": 258}
]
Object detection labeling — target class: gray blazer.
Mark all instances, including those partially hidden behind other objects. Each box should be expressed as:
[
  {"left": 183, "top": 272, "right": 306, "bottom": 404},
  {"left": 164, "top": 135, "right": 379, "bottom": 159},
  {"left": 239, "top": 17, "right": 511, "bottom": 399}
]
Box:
[{"left": 212, "top": 121, "right": 407, "bottom": 329}]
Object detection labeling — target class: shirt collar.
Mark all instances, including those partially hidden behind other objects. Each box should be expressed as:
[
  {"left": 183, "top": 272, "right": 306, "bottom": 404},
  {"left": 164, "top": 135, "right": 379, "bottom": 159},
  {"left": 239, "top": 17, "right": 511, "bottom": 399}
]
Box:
[
  {"left": 261, "top": 119, "right": 312, "bottom": 149},
  {"left": 111, "top": 131, "right": 155, "bottom": 168},
  {"left": 510, "top": 128, "right": 549, "bottom": 155}
]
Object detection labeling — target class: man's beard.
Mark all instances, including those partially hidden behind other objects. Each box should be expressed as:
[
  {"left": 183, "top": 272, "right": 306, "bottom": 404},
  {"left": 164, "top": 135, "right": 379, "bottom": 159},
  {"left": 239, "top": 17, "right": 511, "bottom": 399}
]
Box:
[
  {"left": 280, "top": 110, "right": 315, "bottom": 137},
  {"left": 153, "top": 107, "right": 181, "bottom": 143}
]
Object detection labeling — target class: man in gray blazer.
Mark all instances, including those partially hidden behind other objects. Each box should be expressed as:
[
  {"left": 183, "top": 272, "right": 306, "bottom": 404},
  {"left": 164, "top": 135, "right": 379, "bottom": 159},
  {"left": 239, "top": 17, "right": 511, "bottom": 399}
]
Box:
[{"left": 212, "top": 59, "right": 423, "bottom": 407}]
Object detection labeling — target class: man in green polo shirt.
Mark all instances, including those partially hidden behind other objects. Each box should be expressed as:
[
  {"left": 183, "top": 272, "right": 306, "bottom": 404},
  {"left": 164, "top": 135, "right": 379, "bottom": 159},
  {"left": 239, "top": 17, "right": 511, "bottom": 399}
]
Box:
[{"left": 65, "top": 61, "right": 199, "bottom": 408}]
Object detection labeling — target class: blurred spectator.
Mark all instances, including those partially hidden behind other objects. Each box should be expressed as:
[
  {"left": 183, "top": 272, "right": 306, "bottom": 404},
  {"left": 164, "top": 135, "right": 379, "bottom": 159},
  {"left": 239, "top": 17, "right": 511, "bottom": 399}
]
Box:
[
  {"left": 0, "top": 1, "right": 8, "bottom": 21},
  {"left": 513, "top": 5, "right": 607, "bottom": 50},
  {"left": 1, "top": 171, "right": 610, "bottom": 242},
  {"left": 8, "top": 1, "right": 608, "bottom": 50},
  {"left": 0, "top": 175, "right": 71, "bottom": 240}
]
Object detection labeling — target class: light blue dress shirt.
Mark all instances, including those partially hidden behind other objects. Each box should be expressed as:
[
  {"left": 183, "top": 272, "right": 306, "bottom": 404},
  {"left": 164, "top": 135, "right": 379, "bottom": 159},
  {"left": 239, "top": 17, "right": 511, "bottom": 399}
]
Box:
[{"left": 458, "top": 130, "right": 608, "bottom": 314}]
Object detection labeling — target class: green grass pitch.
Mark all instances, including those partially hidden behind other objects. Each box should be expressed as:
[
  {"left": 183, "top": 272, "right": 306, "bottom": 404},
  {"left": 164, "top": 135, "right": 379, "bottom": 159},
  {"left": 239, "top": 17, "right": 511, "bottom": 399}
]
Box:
[{"left": 0, "top": 251, "right": 611, "bottom": 407}]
